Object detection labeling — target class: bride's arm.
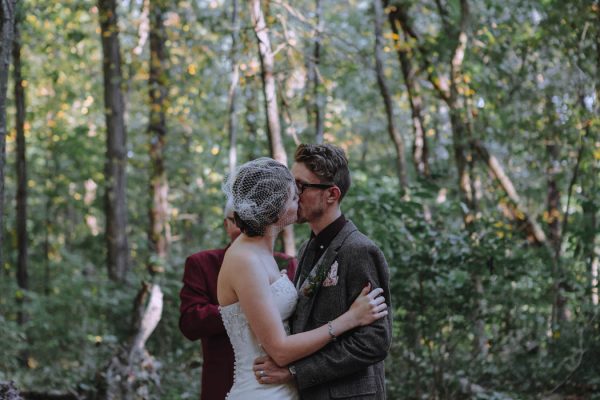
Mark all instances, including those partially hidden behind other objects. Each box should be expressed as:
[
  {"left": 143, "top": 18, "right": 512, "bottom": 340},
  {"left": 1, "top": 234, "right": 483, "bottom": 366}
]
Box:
[{"left": 231, "top": 254, "right": 387, "bottom": 367}]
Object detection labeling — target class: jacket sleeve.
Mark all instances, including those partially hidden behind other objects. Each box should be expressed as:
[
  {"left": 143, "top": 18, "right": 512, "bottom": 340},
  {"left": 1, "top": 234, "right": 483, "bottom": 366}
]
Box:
[
  {"left": 285, "top": 257, "right": 298, "bottom": 281},
  {"left": 274, "top": 249, "right": 300, "bottom": 282},
  {"left": 178, "top": 254, "right": 225, "bottom": 340},
  {"left": 292, "top": 244, "right": 393, "bottom": 389}
]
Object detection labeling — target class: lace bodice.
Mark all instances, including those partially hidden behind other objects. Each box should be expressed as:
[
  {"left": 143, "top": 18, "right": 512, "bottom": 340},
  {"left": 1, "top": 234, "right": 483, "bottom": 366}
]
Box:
[{"left": 220, "top": 274, "right": 299, "bottom": 400}]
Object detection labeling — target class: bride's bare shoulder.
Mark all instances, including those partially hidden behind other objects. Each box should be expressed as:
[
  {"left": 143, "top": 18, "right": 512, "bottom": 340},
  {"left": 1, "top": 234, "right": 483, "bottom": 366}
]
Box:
[{"left": 221, "top": 242, "right": 263, "bottom": 277}]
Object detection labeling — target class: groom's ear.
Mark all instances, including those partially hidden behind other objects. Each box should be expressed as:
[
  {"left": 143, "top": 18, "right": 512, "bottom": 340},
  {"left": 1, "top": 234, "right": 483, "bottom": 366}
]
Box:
[{"left": 326, "top": 186, "right": 342, "bottom": 204}]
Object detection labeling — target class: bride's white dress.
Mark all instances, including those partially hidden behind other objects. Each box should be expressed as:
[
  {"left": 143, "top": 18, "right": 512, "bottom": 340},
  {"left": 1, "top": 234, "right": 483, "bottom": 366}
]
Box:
[{"left": 220, "top": 274, "right": 300, "bottom": 400}]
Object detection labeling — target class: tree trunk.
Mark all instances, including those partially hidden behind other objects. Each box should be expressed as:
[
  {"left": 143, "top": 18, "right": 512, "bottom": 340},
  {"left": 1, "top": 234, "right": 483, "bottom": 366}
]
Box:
[
  {"left": 96, "top": 282, "right": 163, "bottom": 399},
  {"left": 227, "top": 0, "right": 240, "bottom": 173},
  {"left": 306, "top": 0, "right": 324, "bottom": 144},
  {"left": 386, "top": 2, "right": 430, "bottom": 178},
  {"left": 447, "top": 0, "right": 476, "bottom": 218},
  {"left": 390, "top": 0, "right": 473, "bottom": 210},
  {"left": 249, "top": 0, "right": 295, "bottom": 256},
  {"left": 98, "top": 0, "right": 129, "bottom": 282},
  {"left": 588, "top": 3, "right": 600, "bottom": 306},
  {"left": 374, "top": 0, "right": 408, "bottom": 190},
  {"left": 249, "top": 0, "right": 285, "bottom": 162},
  {"left": 472, "top": 141, "right": 548, "bottom": 245},
  {"left": 545, "top": 104, "right": 561, "bottom": 253},
  {"left": 147, "top": 0, "right": 170, "bottom": 274},
  {"left": 244, "top": 76, "right": 260, "bottom": 160},
  {"left": 544, "top": 98, "right": 568, "bottom": 326},
  {"left": 580, "top": 141, "right": 600, "bottom": 306},
  {"left": 0, "top": 0, "right": 17, "bottom": 271},
  {"left": 440, "top": 0, "right": 489, "bottom": 355},
  {"left": 43, "top": 136, "right": 52, "bottom": 296},
  {"left": 390, "top": 0, "right": 489, "bottom": 358},
  {"left": 13, "top": 8, "right": 28, "bottom": 324}
]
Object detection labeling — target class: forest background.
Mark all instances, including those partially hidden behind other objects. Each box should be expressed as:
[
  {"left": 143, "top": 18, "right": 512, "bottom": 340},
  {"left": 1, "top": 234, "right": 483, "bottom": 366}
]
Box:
[{"left": 0, "top": 0, "right": 599, "bottom": 399}]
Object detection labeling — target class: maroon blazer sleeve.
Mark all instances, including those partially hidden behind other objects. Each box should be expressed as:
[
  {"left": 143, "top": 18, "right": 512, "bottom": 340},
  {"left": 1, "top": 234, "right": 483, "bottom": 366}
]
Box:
[
  {"left": 274, "top": 252, "right": 298, "bottom": 281},
  {"left": 179, "top": 250, "right": 225, "bottom": 340}
]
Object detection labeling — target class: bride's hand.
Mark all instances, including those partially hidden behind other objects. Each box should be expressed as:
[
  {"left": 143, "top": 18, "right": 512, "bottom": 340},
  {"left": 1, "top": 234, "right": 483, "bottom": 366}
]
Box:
[{"left": 348, "top": 283, "right": 388, "bottom": 327}]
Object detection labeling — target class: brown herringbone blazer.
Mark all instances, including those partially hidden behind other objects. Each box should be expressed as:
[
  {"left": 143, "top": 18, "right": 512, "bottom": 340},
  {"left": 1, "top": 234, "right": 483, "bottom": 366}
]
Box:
[{"left": 291, "top": 221, "right": 392, "bottom": 400}]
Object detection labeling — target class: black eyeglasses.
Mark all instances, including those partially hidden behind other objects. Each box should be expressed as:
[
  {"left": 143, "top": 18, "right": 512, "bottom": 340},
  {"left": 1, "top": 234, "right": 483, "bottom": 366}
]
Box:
[{"left": 296, "top": 181, "right": 335, "bottom": 194}]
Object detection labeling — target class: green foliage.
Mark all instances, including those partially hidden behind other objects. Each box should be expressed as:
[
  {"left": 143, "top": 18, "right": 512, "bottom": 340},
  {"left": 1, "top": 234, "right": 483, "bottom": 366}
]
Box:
[
  {"left": 345, "top": 175, "right": 599, "bottom": 398},
  {"left": 1, "top": 0, "right": 598, "bottom": 398}
]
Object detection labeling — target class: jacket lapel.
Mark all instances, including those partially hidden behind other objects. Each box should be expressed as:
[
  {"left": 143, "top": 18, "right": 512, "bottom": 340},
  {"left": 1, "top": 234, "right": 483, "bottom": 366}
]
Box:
[
  {"left": 294, "top": 222, "right": 358, "bottom": 332},
  {"left": 293, "top": 240, "right": 310, "bottom": 287}
]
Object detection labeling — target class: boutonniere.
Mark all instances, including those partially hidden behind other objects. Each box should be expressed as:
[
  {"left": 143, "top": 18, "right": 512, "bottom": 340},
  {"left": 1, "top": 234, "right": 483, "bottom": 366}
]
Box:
[
  {"left": 323, "top": 261, "right": 339, "bottom": 287},
  {"left": 301, "top": 260, "right": 339, "bottom": 297}
]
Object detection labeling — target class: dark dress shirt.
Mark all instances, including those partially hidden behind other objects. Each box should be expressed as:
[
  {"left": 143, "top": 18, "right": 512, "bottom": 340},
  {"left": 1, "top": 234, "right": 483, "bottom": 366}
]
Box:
[
  {"left": 297, "top": 215, "right": 347, "bottom": 286},
  {"left": 308, "top": 214, "right": 347, "bottom": 265}
]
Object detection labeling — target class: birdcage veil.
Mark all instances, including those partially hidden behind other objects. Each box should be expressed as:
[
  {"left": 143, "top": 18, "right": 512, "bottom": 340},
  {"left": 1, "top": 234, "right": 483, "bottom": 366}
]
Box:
[{"left": 222, "top": 157, "right": 295, "bottom": 236}]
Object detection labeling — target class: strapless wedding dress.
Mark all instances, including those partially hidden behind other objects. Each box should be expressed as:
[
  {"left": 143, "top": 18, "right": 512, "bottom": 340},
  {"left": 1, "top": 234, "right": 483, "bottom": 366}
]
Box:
[{"left": 220, "top": 274, "right": 299, "bottom": 400}]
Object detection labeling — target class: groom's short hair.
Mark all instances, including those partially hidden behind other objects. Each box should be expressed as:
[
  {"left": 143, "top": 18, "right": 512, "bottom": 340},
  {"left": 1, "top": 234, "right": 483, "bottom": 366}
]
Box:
[{"left": 294, "top": 143, "right": 351, "bottom": 202}]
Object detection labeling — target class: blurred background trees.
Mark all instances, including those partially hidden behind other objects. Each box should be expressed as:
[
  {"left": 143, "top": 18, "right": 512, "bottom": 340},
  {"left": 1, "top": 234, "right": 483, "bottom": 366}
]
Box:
[{"left": 0, "top": 0, "right": 598, "bottom": 398}]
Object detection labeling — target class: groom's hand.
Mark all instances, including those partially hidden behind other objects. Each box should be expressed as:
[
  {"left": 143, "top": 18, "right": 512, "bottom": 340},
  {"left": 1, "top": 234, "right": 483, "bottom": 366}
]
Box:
[{"left": 253, "top": 355, "right": 293, "bottom": 385}]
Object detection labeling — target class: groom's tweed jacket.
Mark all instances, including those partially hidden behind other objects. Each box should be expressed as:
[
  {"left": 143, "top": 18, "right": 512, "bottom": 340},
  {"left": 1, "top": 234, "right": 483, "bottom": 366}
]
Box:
[{"left": 291, "top": 221, "right": 392, "bottom": 400}]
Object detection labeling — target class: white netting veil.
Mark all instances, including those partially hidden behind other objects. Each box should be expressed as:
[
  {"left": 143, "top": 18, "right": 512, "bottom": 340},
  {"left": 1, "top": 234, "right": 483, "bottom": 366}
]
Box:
[{"left": 222, "top": 157, "right": 296, "bottom": 237}]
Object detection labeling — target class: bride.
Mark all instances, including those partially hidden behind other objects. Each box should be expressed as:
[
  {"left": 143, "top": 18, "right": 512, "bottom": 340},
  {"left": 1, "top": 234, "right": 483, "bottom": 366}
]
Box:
[{"left": 218, "top": 158, "right": 388, "bottom": 399}]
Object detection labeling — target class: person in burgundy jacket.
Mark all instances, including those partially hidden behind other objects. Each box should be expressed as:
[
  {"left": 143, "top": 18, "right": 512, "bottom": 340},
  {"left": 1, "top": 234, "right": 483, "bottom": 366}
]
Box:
[{"left": 179, "top": 203, "right": 298, "bottom": 400}]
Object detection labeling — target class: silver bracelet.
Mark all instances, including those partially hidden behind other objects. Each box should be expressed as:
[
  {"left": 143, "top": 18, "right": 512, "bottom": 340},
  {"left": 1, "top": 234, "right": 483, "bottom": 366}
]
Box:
[{"left": 327, "top": 321, "right": 337, "bottom": 341}]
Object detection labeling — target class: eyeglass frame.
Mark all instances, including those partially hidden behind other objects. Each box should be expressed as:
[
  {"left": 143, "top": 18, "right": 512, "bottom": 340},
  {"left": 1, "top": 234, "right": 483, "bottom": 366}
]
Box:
[{"left": 295, "top": 180, "right": 336, "bottom": 194}]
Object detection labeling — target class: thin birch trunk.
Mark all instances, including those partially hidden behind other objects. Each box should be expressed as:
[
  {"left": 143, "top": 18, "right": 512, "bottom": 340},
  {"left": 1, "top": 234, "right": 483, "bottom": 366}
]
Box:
[
  {"left": 147, "top": 0, "right": 170, "bottom": 272},
  {"left": 249, "top": 0, "right": 295, "bottom": 256},
  {"left": 227, "top": 0, "right": 240, "bottom": 173},
  {"left": 249, "top": 0, "right": 285, "bottom": 162},
  {"left": 245, "top": 76, "right": 259, "bottom": 156},
  {"left": 306, "top": 0, "right": 324, "bottom": 143}
]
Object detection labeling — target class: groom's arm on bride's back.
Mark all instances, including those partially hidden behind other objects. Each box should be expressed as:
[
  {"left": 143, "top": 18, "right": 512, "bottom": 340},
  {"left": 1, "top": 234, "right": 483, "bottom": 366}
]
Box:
[{"left": 292, "top": 240, "right": 392, "bottom": 389}]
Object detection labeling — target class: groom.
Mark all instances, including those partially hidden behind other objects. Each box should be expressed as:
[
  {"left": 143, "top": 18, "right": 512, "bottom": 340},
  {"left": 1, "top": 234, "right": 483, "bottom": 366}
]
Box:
[{"left": 253, "top": 143, "right": 392, "bottom": 399}]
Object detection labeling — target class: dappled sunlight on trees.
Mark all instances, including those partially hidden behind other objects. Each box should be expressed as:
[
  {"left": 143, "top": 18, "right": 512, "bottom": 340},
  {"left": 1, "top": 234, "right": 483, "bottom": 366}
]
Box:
[{"left": 0, "top": 0, "right": 598, "bottom": 398}]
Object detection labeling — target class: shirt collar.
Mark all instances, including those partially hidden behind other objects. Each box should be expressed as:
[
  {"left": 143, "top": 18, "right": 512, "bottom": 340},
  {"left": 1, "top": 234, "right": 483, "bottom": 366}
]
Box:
[{"left": 310, "top": 214, "right": 347, "bottom": 252}]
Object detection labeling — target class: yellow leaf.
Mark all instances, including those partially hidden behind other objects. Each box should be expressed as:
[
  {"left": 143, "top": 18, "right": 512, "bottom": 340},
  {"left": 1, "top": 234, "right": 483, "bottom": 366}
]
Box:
[{"left": 27, "top": 357, "right": 39, "bottom": 369}]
